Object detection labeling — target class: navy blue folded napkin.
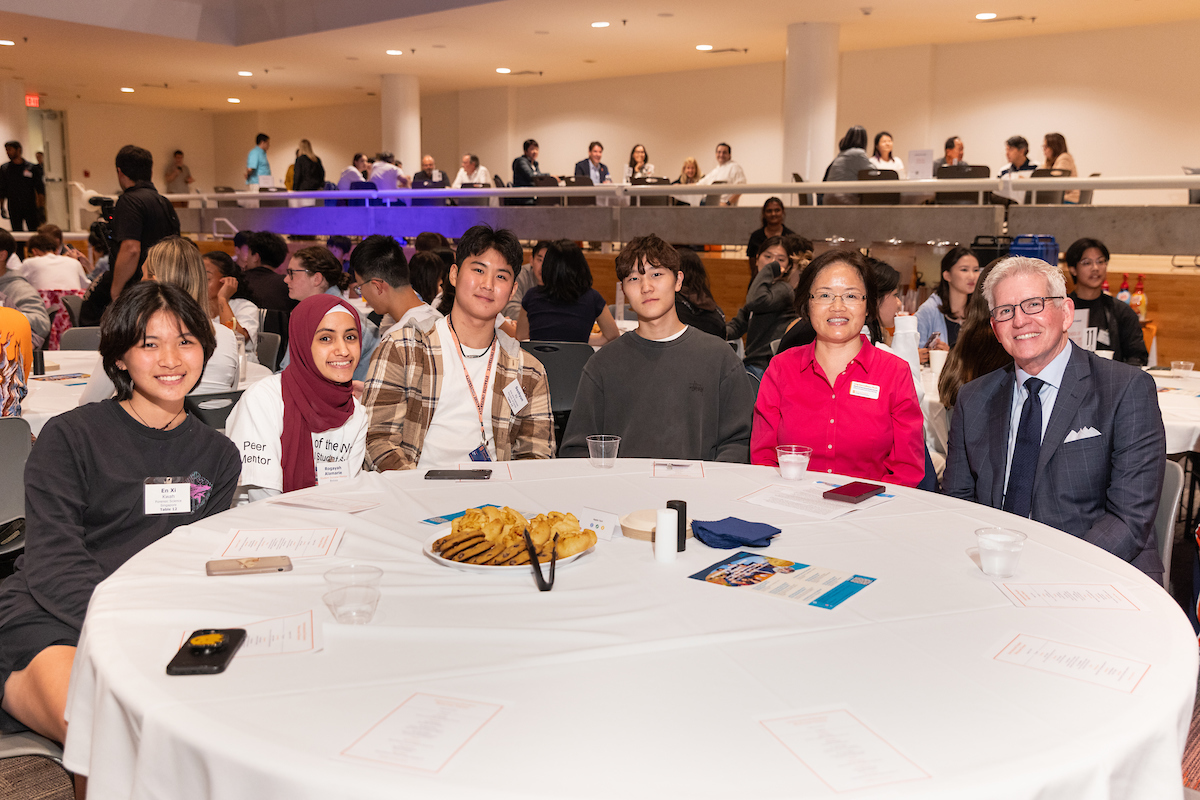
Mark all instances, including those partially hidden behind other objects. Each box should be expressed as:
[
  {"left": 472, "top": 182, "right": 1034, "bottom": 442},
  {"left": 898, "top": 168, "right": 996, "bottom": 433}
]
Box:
[{"left": 691, "top": 517, "right": 780, "bottom": 549}]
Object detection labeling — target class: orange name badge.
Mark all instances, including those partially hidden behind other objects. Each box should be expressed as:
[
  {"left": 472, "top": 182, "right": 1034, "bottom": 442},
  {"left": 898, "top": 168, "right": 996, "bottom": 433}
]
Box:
[{"left": 849, "top": 381, "right": 880, "bottom": 400}]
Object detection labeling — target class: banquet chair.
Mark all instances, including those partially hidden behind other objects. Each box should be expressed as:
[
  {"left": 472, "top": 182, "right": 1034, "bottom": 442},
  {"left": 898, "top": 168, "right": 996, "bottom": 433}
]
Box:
[
  {"left": 58, "top": 326, "right": 101, "bottom": 350},
  {"left": 1155, "top": 459, "right": 1184, "bottom": 592},
  {"left": 935, "top": 164, "right": 990, "bottom": 205},
  {"left": 1029, "top": 168, "right": 1070, "bottom": 205},
  {"left": 700, "top": 181, "right": 726, "bottom": 207},
  {"left": 60, "top": 294, "right": 82, "bottom": 328},
  {"left": 457, "top": 182, "right": 489, "bottom": 207},
  {"left": 410, "top": 179, "right": 446, "bottom": 207},
  {"left": 1077, "top": 173, "right": 1099, "bottom": 205},
  {"left": 185, "top": 390, "right": 244, "bottom": 431},
  {"left": 0, "top": 417, "right": 31, "bottom": 573},
  {"left": 533, "top": 174, "right": 561, "bottom": 206},
  {"left": 791, "top": 173, "right": 812, "bottom": 207},
  {"left": 0, "top": 729, "right": 71, "bottom": 800},
  {"left": 256, "top": 332, "right": 281, "bottom": 371},
  {"left": 857, "top": 169, "right": 900, "bottom": 205},
  {"left": 519, "top": 341, "right": 594, "bottom": 450}
]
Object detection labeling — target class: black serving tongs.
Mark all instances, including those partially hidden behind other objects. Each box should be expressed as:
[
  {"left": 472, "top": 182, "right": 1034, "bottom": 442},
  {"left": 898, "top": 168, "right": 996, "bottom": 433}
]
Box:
[{"left": 522, "top": 530, "right": 558, "bottom": 591}]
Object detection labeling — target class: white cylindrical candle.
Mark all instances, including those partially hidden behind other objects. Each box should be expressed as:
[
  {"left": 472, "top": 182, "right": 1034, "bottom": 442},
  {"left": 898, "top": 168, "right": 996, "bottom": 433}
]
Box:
[{"left": 655, "top": 509, "right": 678, "bottom": 564}]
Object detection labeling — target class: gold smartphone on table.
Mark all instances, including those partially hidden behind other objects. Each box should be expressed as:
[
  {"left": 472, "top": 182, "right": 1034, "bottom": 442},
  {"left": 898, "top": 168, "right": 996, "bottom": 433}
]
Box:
[{"left": 205, "top": 556, "right": 293, "bottom": 576}]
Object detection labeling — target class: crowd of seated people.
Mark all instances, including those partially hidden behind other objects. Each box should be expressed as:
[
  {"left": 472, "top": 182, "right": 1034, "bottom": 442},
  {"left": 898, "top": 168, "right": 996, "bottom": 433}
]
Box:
[{"left": 1, "top": 208, "right": 1173, "bottom": 751}]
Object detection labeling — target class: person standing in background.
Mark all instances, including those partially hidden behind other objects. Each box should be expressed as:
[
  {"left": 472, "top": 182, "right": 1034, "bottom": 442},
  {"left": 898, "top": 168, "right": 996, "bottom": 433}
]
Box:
[
  {"left": 292, "top": 140, "right": 325, "bottom": 191},
  {"left": 164, "top": 150, "right": 194, "bottom": 208},
  {"left": 1042, "top": 133, "right": 1079, "bottom": 204},
  {"left": 245, "top": 133, "right": 271, "bottom": 185},
  {"left": 0, "top": 141, "right": 44, "bottom": 235}
]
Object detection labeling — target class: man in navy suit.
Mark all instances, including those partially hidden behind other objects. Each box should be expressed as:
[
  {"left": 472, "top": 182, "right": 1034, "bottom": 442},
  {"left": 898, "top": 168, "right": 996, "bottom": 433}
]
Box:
[
  {"left": 574, "top": 141, "right": 610, "bottom": 185},
  {"left": 944, "top": 256, "right": 1166, "bottom": 582}
]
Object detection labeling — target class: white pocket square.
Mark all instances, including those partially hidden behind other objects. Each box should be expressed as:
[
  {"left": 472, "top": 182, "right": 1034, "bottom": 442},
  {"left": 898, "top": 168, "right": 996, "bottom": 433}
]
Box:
[{"left": 1063, "top": 426, "right": 1102, "bottom": 443}]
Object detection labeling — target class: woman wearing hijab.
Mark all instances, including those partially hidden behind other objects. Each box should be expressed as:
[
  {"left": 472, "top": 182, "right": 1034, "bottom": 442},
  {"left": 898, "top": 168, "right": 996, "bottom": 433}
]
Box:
[{"left": 225, "top": 294, "right": 369, "bottom": 502}]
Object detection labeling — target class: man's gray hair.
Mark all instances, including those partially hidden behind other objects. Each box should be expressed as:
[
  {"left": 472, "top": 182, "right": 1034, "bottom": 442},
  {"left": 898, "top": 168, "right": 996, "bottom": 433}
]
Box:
[
  {"left": 981, "top": 256, "right": 1067, "bottom": 309},
  {"left": 465, "top": 152, "right": 479, "bottom": 167}
]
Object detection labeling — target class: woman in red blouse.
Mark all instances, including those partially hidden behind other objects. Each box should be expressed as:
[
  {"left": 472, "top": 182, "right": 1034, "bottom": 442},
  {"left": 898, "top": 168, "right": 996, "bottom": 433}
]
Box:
[{"left": 751, "top": 250, "right": 924, "bottom": 487}]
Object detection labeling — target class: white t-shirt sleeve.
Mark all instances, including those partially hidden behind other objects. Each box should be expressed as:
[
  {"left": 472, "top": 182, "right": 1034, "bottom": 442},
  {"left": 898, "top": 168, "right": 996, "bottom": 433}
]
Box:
[
  {"left": 194, "top": 324, "right": 240, "bottom": 394},
  {"left": 229, "top": 298, "right": 260, "bottom": 361},
  {"left": 225, "top": 374, "right": 285, "bottom": 494}
]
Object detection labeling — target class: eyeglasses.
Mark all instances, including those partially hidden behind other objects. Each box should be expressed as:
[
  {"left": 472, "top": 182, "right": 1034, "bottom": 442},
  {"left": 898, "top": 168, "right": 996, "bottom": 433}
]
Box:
[
  {"left": 810, "top": 291, "right": 866, "bottom": 306},
  {"left": 285, "top": 268, "right": 313, "bottom": 279},
  {"left": 990, "top": 296, "right": 1064, "bottom": 322},
  {"left": 1078, "top": 258, "right": 1108, "bottom": 269}
]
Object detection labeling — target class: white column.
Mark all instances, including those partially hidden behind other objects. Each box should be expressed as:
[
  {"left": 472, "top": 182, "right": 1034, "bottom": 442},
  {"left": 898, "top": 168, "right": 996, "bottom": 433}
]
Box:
[
  {"left": 380, "top": 74, "right": 421, "bottom": 177},
  {"left": 782, "top": 23, "right": 840, "bottom": 191},
  {"left": 0, "top": 83, "right": 28, "bottom": 152}
]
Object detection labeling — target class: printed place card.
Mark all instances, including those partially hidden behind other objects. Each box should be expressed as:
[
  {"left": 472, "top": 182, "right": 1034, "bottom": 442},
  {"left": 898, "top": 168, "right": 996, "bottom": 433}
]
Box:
[
  {"left": 341, "top": 693, "right": 503, "bottom": 772},
  {"left": 993, "top": 634, "right": 1149, "bottom": 692}
]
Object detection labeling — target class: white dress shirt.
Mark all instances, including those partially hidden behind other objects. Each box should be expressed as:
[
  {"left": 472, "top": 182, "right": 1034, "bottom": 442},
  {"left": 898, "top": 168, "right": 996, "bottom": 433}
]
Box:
[
  {"left": 1003, "top": 340, "right": 1074, "bottom": 493},
  {"left": 697, "top": 160, "right": 747, "bottom": 204},
  {"left": 452, "top": 166, "right": 492, "bottom": 188}
]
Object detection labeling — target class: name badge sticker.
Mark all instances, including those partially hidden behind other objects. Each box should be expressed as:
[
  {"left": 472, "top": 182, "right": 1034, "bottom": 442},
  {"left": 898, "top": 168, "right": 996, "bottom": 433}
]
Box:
[
  {"left": 503, "top": 380, "right": 529, "bottom": 414},
  {"left": 317, "top": 461, "right": 349, "bottom": 485},
  {"left": 144, "top": 477, "right": 192, "bottom": 515},
  {"left": 849, "top": 381, "right": 880, "bottom": 400}
]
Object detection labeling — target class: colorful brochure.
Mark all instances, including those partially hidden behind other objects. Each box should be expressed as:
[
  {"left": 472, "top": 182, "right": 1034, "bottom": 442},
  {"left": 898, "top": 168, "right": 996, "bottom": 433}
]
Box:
[{"left": 689, "top": 552, "right": 875, "bottom": 609}]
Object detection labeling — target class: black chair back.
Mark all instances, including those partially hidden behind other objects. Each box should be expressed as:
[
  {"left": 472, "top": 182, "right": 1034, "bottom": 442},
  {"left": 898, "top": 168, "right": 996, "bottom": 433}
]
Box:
[
  {"left": 411, "top": 179, "right": 446, "bottom": 207},
  {"left": 857, "top": 169, "right": 900, "bottom": 205},
  {"left": 519, "top": 341, "right": 594, "bottom": 448},
  {"left": 935, "top": 165, "right": 990, "bottom": 205},
  {"left": 185, "top": 390, "right": 244, "bottom": 430},
  {"left": 1029, "top": 168, "right": 1070, "bottom": 205},
  {"left": 458, "top": 182, "right": 489, "bottom": 207},
  {"left": 632, "top": 176, "right": 672, "bottom": 206},
  {"left": 791, "top": 173, "right": 811, "bottom": 207},
  {"left": 533, "top": 174, "right": 561, "bottom": 206},
  {"left": 348, "top": 181, "right": 375, "bottom": 207}
]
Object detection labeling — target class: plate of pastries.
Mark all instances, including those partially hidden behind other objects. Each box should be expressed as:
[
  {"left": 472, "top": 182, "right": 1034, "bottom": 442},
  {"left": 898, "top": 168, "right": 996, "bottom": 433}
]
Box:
[{"left": 424, "top": 506, "right": 597, "bottom": 572}]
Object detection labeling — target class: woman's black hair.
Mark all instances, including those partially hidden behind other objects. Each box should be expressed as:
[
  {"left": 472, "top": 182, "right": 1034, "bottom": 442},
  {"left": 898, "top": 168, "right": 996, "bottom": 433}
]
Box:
[
  {"left": 1063, "top": 237, "right": 1109, "bottom": 270},
  {"left": 936, "top": 245, "right": 978, "bottom": 311},
  {"left": 866, "top": 257, "right": 900, "bottom": 342},
  {"left": 759, "top": 196, "right": 785, "bottom": 227},
  {"left": 795, "top": 249, "right": 877, "bottom": 330},
  {"left": 872, "top": 131, "right": 893, "bottom": 160},
  {"left": 408, "top": 251, "right": 444, "bottom": 304},
  {"left": 838, "top": 126, "right": 868, "bottom": 152},
  {"left": 628, "top": 143, "right": 649, "bottom": 170},
  {"left": 540, "top": 240, "right": 593, "bottom": 304},
  {"left": 100, "top": 281, "right": 216, "bottom": 401},
  {"left": 292, "top": 245, "right": 350, "bottom": 292},
  {"left": 677, "top": 248, "right": 718, "bottom": 311},
  {"left": 88, "top": 220, "right": 109, "bottom": 256},
  {"left": 202, "top": 250, "right": 257, "bottom": 304}
]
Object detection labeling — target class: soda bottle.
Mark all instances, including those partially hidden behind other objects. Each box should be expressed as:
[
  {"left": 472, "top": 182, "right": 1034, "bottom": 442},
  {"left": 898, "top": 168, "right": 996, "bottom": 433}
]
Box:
[
  {"left": 1116, "top": 274, "right": 1131, "bottom": 305},
  {"left": 1129, "top": 275, "right": 1147, "bottom": 321}
]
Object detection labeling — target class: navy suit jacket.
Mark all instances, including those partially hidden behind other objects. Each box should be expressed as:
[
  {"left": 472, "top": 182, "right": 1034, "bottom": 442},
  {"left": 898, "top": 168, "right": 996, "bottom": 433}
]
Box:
[
  {"left": 944, "top": 342, "right": 1166, "bottom": 579},
  {"left": 574, "top": 159, "right": 609, "bottom": 183}
]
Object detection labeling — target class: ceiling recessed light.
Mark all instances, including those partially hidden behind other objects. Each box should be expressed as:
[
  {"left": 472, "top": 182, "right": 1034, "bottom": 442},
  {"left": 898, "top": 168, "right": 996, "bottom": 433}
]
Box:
[
  {"left": 227, "top": 97, "right": 240, "bottom": 103},
  {"left": 0, "top": 40, "right": 14, "bottom": 46},
  {"left": 496, "top": 67, "right": 511, "bottom": 74},
  {"left": 657, "top": 13, "right": 674, "bottom": 17},
  {"left": 385, "top": 49, "right": 403, "bottom": 55},
  {"left": 696, "top": 44, "right": 713, "bottom": 51},
  {"left": 432, "top": 44, "right": 445, "bottom": 49},
  {"left": 120, "top": 87, "right": 134, "bottom": 93},
  {"left": 591, "top": 21, "right": 610, "bottom": 28},
  {"left": 975, "top": 12, "right": 997, "bottom": 19},
  {"left": 237, "top": 70, "right": 252, "bottom": 76}
]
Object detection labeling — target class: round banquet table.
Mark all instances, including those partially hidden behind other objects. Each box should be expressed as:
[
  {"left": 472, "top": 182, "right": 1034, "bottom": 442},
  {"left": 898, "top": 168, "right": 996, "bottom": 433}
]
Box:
[
  {"left": 23, "top": 351, "right": 271, "bottom": 436},
  {"left": 62, "top": 460, "right": 1196, "bottom": 800}
]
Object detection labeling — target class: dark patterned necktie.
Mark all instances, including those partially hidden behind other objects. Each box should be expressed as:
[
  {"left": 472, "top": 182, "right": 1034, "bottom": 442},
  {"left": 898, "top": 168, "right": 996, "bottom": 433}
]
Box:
[{"left": 1002, "top": 377, "right": 1044, "bottom": 518}]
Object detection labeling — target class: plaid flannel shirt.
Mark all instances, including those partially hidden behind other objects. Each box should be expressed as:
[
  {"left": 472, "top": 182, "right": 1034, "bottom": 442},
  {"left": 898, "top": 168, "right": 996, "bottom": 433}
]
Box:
[{"left": 362, "top": 315, "right": 555, "bottom": 470}]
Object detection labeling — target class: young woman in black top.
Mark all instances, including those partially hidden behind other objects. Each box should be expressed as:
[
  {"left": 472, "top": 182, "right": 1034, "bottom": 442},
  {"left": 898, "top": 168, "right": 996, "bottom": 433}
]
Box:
[{"left": 0, "top": 282, "right": 239, "bottom": 743}]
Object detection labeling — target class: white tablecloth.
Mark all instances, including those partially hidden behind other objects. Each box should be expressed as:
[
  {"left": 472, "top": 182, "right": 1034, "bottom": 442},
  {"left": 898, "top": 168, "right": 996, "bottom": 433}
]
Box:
[
  {"left": 63, "top": 460, "right": 1196, "bottom": 800},
  {"left": 921, "top": 367, "right": 1200, "bottom": 456},
  {"left": 23, "top": 353, "right": 271, "bottom": 436}
]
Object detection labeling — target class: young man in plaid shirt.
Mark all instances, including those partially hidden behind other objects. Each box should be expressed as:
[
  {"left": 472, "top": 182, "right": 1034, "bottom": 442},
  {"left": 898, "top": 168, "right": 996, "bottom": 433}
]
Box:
[{"left": 362, "top": 224, "right": 555, "bottom": 469}]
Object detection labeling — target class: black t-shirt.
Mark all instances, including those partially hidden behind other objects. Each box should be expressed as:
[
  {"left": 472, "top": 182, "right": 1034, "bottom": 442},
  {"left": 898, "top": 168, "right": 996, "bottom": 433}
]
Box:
[
  {"left": 1070, "top": 295, "right": 1112, "bottom": 351},
  {"left": 675, "top": 296, "right": 726, "bottom": 339},
  {"left": 242, "top": 266, "right": 294, "bottom": 313},
  {"left": 0, "top": 159, "right": 44, "bottom": 211},
  {"left": 79, "top": 181, "right": 180, "bottom": 325},
  {"left": 0, "top": 400, "right": 240, "bottom": 632},
  {"left": 522, "top": 286, "right": 606, "bottom": 343}
]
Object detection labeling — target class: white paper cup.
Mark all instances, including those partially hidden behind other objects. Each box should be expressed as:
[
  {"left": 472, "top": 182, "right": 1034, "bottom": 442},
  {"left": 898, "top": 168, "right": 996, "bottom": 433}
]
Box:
[
  {"left": 929, "top": 348, "right": 948, "bottom": 377},
  {"left": 323, "top": 586, "right": 380, "bottom": 624},
  {"left": 975, "top": 528, "right": 1027, "bottom": 578},
  {"left": 587, "top": 435, "right": 620, "bottom": 468},
  {"left": 324, "top": 564, "right": 383, "bottom": 590},
  {"left": 776, "top": 445, "right": 812, "bottom": 480}
]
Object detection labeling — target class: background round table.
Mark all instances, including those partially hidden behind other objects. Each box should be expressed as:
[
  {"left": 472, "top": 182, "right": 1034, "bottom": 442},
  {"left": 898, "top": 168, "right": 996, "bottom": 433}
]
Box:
[{"left": 63, "top": 459, "right": 1196, "bottom": 799}]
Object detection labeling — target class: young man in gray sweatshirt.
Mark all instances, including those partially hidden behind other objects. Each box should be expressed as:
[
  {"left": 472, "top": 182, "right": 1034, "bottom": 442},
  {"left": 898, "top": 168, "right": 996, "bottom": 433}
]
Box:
[{"left": 560, "top": 234, "right": 754, "bottom": 462}]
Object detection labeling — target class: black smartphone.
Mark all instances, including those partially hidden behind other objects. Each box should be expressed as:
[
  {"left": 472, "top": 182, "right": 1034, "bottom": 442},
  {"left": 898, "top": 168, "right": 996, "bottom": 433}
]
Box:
[
  {"left": 424, "top": 469, "right": 492, "bottom": 480},
  {"left": 822, "top": 482, "right": 886, "bottom": 504},
  {"left": 167, "top": 629, "right": 247, "bottom": 675}
]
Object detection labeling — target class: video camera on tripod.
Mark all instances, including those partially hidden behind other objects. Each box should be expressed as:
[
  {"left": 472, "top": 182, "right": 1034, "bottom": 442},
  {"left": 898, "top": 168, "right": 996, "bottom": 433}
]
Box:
[{"left": 88, "top": 195, "right": 117, "bottom": 259}]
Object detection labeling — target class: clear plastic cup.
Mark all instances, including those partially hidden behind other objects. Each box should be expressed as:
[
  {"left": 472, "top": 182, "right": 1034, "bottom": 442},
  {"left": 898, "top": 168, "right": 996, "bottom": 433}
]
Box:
[
  {"left": 587, "top": 435, "right": 621, "bottom": 468},
  {"left": 323, "top": 586, "right": 380, "bottom": 625},
  {"left": 975, "top": 528, "right": 1027, "bottom": 578},
  {"left": 324, "top": 564, "right": 383, "bottom": 590},
  {"left": 776, "top": 445, "right": 812, "bottom": 480},
  {"left": 1172, "top": 361, "right": 1195, "bottom": 377}
]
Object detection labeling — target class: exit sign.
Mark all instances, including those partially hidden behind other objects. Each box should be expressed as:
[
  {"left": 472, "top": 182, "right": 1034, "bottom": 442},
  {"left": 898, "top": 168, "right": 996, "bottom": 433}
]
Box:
[{"left": 24, "top": 93, "right": 38, "bottom": 108}]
